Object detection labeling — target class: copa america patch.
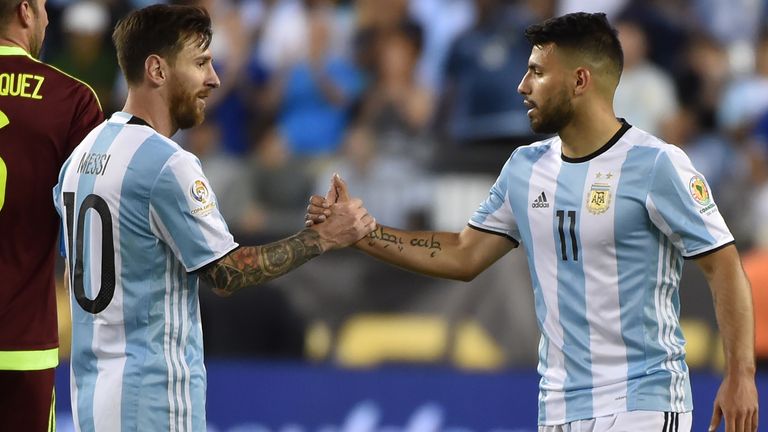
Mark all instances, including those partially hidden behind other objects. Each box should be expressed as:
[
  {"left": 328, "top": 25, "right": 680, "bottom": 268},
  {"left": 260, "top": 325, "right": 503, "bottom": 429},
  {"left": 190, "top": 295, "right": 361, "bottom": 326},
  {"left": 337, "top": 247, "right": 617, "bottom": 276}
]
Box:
[
  {"left": 189, "top": 179, "right": 215, "bottom": 216},
  {"left": 688, "top": 175, "right": 711, "bottom": 206}
]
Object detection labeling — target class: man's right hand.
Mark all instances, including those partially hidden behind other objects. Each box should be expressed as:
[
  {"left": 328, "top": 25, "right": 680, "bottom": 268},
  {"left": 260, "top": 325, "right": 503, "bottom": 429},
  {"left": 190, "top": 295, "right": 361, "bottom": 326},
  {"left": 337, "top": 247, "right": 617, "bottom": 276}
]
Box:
[{"left": 307, "top": 174, "right": 375, "bottom": 251}]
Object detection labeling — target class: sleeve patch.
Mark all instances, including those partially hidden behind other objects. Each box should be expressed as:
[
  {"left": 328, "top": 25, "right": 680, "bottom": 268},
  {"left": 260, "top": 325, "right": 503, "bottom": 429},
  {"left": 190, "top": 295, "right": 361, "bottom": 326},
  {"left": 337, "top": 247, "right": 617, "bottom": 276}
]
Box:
[{"left": 188, "top": 178, "right": 216, "bottom": 217}]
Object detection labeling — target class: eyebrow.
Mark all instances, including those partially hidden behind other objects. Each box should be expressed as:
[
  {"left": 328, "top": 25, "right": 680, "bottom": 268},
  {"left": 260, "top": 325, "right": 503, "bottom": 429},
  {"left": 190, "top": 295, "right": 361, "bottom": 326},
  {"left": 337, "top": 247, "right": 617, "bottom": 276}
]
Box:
[{"left": 528, "top": 62, "right": 543, "bottom": 70}]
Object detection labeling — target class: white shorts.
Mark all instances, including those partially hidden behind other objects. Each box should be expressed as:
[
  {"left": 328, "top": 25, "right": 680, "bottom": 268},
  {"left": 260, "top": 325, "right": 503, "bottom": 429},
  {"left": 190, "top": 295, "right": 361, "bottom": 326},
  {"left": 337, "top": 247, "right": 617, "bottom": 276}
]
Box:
[{"left": 538, "top": 411, "right": 693, "bottom": 432}]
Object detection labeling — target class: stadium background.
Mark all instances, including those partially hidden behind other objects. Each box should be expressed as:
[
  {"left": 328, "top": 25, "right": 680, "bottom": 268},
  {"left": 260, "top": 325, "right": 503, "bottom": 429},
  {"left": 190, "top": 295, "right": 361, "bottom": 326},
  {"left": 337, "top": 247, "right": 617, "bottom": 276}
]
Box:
[{"left": 42, "top": 0, "right": 768, "bottom": 429}]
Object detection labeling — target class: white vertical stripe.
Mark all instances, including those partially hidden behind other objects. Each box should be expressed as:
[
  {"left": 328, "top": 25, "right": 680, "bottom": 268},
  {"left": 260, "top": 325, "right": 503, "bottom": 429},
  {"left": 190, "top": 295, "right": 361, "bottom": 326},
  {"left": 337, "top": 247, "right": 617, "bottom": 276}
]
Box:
[
  {"left": 655, "top": 237, "right": 686, "bottom": 412},
  {"left": 170, "top": 257, "right": 185, "bottom": 431},
  {"left": 528, "top": 149, "right": 566, "bottom": 422},
  {"left": 581, "top": 157, "right": 629, "bottom": 412},
  {"left": 663, "top": 245, "right": 686, "bottom": 412},
  {"left": 163, "top": 254, "right": 177, "bottom": 432},
  {"left": 180, "top": 269, "right": 193, "bottom": 432}
]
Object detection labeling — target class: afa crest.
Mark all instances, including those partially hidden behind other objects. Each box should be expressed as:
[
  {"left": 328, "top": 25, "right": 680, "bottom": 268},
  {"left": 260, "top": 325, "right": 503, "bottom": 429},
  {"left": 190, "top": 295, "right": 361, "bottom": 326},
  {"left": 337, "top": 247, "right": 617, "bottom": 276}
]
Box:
[
  {"left": 587, "top": 183, "right": 611, "bottom": 214},
  {"left": 689, "top": 175, "right": 711, "bottom": 206}
]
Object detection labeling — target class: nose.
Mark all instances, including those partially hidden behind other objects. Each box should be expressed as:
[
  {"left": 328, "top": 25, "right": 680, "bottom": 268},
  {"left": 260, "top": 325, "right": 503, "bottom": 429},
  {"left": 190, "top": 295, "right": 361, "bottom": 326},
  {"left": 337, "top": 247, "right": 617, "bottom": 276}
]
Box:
[
  {"left": 517, "top": 71, "right": 530, "bottom": 95},
  {"left": 207, "top": 65, "right": 221, "bottom": 89}
]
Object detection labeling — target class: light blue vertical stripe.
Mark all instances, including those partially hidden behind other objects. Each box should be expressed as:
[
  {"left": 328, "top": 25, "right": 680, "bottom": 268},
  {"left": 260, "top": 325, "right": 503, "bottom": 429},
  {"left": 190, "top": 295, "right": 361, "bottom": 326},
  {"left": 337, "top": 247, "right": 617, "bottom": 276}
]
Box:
[
  {"left": 118, "top": 135, "right": 176, "bottom": 431},
  {"left": 71, "top": 123, "right": 122, "bottom": 432},
  {"left": 497, "top": 145, "right": 551, "bottom": 423},
  {"left": 614, "top": 146, "right": 661, "bottom": 409},
  {"left": 553, "top": 161, "right": 592, "bottom": 420}
]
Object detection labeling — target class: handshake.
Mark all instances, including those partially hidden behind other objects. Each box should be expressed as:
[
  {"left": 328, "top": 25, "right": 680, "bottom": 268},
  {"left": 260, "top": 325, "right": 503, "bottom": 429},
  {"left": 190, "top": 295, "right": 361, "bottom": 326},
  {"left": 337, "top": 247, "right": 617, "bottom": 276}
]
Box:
[{"left": 303, "top": 173, "right": 376, "bottom": 252}]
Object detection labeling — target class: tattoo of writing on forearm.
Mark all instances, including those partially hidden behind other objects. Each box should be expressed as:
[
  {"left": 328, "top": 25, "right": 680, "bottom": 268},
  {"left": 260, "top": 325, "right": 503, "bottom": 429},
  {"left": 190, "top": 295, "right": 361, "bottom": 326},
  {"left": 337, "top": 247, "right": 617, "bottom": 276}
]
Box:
[
  {"left": 200, "top": 229, "right": 323, "bottom": 294},
  {"left": 366, "top": 226, "right": 442, "bottom": 257}
]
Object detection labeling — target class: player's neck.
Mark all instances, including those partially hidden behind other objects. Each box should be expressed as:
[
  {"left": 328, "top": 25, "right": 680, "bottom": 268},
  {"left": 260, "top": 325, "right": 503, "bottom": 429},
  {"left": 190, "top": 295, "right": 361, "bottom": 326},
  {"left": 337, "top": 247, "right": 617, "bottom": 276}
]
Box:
[
  {"left": 0, "top": 33, "right": 32, "bottom": 54},
  {"left": 558, "top": 107, "right": 622, "bottom": 160},
  {"left": 122, "top": 90, "right": 177, "bottom": 138}
]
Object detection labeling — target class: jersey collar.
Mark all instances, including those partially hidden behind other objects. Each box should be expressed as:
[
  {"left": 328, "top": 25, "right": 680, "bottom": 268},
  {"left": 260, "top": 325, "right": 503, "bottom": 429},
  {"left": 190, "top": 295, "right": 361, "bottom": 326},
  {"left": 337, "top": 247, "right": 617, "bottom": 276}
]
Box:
[
  {"left": 0, "top": 46, "right": 30, "bottom": 57},
  {"left": 560, "top": 119, "right": 632, "bottom": 163}
]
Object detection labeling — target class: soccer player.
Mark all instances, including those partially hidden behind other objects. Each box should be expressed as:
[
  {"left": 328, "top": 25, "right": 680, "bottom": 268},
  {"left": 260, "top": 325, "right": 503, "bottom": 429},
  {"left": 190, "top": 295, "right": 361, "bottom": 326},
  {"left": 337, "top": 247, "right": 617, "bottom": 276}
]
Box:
[
  {"left": 0, "top": 0, "right": 103, "bottom": 429},
  {"left": 53, "top": 5, "right": 375, "bottom": 431},
  {"left": 308, "top": 13, "right": 758, "bottom": 432}
]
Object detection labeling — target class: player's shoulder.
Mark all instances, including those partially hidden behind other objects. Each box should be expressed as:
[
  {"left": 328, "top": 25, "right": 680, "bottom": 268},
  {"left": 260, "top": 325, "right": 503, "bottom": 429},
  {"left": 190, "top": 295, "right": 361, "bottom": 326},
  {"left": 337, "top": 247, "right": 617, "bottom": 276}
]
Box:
[
  {"left": 509, "top": 135, "right": 559, "bottom": 162},
  {"left": 30, "top": 59, "right": 101, "bottom": 103},
  {"left": 623, "top": 125, "right": 688, "bottom": 161}
]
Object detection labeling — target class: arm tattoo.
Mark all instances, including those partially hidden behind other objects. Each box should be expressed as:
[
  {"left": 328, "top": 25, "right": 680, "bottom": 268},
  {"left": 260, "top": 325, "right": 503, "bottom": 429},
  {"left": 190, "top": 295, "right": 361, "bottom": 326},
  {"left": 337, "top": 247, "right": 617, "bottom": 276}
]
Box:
[
  {"left": 199, "top": 229, "right": 323, "bottom": 295},
  {"left": 366, "top": 226, "right": 442, "bottom": 257}
]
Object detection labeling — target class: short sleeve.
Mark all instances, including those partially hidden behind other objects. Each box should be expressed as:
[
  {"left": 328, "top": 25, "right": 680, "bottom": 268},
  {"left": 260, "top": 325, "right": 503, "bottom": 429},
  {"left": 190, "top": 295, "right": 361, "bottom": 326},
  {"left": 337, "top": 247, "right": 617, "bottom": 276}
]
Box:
[
  {"left": 646, "top": 147, "right": 734, "bottom": 258},
  {"left": 149, "top": 151, "right": 238, "bottom": 272},
  {"left": 468, "top": 156, "right": 520, "bottom": 244}
]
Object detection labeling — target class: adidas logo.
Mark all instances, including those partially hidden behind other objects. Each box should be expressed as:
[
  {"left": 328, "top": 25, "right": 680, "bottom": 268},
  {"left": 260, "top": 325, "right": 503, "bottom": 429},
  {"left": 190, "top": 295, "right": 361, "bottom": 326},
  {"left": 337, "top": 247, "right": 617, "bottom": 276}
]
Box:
[{"left": 531, "top": 192, "right": 550, "bottom": 208}]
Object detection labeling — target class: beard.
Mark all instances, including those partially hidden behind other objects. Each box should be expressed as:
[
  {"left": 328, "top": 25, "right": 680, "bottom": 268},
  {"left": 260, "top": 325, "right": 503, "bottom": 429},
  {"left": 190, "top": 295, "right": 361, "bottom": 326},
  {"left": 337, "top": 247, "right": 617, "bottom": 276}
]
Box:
[
  {"left": 169, "top": 77, "right": 204, "bottom": 130},
  {"left": 528, "top": 87, "right": 575, "bottom": 134}
]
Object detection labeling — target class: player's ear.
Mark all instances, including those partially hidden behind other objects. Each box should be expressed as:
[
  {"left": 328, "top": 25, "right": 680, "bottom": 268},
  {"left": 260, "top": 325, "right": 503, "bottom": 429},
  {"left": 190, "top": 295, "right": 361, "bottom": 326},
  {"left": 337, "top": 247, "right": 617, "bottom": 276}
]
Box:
[
  {"left": 573, "top": 67, "right": 591, "bottom": 95},
  {"left": 17, "top": 0, "right": 34, "bottom": 28},
  {"left": 145, "top": 55, "right": 167, "bottom": 87}
]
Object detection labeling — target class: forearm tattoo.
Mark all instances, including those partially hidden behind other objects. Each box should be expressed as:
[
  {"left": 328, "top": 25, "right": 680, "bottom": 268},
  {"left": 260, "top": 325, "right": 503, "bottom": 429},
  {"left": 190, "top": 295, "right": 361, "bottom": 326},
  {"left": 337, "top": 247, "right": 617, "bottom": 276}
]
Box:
[
  {"left": 366, "top": 226, "right": 442, "bottom": 257},
  {"left": 200, "top": 229, "right": 323, "bottom": 294}
]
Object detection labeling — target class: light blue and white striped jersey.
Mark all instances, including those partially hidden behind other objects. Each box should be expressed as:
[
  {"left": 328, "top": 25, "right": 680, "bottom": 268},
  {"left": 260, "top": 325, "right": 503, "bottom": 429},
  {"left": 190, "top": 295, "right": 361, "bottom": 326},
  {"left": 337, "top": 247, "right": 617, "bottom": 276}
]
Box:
[
  {"left": 469, "top": 121, "right": 733, "bottom": 425},
  {"left": 53, "top": 112, "right": 238, "bottom": 432}
]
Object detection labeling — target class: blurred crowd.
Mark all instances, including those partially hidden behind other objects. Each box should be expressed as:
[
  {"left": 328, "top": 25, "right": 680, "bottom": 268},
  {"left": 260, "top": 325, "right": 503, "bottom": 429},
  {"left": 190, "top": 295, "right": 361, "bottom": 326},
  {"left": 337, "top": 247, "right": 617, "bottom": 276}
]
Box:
[{"left": 44, "top": 0, "right": 768, "bottom": 369}]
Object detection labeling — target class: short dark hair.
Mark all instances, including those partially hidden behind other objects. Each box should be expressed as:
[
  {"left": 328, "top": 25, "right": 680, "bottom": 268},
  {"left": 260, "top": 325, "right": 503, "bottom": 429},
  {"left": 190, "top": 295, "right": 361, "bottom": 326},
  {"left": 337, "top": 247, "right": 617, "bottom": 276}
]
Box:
[
  {"left": 0, "top": 0, "right": 38, "bottom": 33},
  {"left": 524, "top": 12, "right": 623, "bottom": 78},
  {"left": 112, "top": 4, "right": 212, "bottom": 85}
]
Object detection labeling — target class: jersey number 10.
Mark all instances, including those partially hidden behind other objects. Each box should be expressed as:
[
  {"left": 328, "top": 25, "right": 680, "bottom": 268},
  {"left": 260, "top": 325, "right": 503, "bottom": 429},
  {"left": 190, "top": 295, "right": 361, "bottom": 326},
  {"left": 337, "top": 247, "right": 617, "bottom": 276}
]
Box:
[{"left": 63, "top": 192, "right": 116, "bottom": 314}]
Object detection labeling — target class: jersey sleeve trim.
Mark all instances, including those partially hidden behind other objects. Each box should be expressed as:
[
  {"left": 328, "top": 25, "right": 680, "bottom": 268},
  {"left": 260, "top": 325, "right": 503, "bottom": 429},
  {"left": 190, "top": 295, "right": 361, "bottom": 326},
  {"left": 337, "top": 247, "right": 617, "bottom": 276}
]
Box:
[
  {"left": 467, "top": 222, "right": 520, "bottom": 246},
  {"left": 683, "top": 240, "right": 735, "bottom": 260},
  {"left": 37, "top": 60, "right": 103, "bottom": 111},
  {"left": 186, "top": 243, "right": 240, "bottom": 273}
]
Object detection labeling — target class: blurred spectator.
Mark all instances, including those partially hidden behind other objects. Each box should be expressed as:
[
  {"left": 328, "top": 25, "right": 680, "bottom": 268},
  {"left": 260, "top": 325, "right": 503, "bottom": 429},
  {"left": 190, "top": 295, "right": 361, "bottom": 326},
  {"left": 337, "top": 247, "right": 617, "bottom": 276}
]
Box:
[
  {"left": 352, "top": 0, "right": 415, "bottom": 78},
  {"left": 316, "top": 124, "right": 433, "bottom": 229},
  {"left": 718, "top": 28, "right": 768, "bottom": 140},
  {"left": 48, "top": 0, "right": 119, "bottom": 112},
  {"left": 674, "top": 33, "right": 730, "bottom": 130},
  {"left": 253, "top": 0, "right": 309, "bottom": 70},
  {"left": 237, "top": 130, "right": 317, "bottom": 238},
  {"left": 408, "top": 0, "right": 474, "bottom": 90},
  {"left": 614, "top": 19, "right": 679, "bottom": 135},
  {"left": 558, "top": 0, "right": 630, "bottom": 19},
  {"left": 692, "top": 0, "right": 765, "bottom": 46},
  {"left": 616, "top": 0, "right": 690, "bottom": 74},
  {"left": 360, "top": 23, "right": 434, "bottom": 165},
  {"left": 260, "top": 0, "right": 363, "bottom": 157},
  {"left": 661, "top": 107, "right": 746, "bottom": 196},
  {"left": 438, "top": 0, "right": 535, "bottom": 146}
]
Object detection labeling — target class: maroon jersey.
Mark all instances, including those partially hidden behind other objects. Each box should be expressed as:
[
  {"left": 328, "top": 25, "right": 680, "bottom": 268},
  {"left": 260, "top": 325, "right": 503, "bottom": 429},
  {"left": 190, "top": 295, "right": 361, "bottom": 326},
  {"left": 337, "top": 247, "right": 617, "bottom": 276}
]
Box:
[{"left": 0, "top": 46, "right": 103, "bottom": 361}]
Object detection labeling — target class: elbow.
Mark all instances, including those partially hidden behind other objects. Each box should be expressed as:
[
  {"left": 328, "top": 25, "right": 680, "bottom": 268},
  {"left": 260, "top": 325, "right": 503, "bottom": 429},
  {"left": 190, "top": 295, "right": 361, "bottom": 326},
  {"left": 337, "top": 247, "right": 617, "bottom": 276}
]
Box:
[
  {"left": 457, "top": 274, "right": 476, "bottom": 283},
  {"left": 454, "top": 268, "right": 481, "bottom": 282},
  {"left": 211, "top": 287, "right": 233, "bottom": 298}
]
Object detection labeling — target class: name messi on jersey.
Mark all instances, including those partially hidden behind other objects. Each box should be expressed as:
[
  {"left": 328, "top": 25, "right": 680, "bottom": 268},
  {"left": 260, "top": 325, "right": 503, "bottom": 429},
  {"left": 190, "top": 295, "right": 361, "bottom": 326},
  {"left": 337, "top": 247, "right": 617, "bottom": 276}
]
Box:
[
  {"left": 77, "top": 152, "right": 111, "bottom": 176},
  {"left": 0, "top": 73, "right": 44, "bottom": 100}
]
